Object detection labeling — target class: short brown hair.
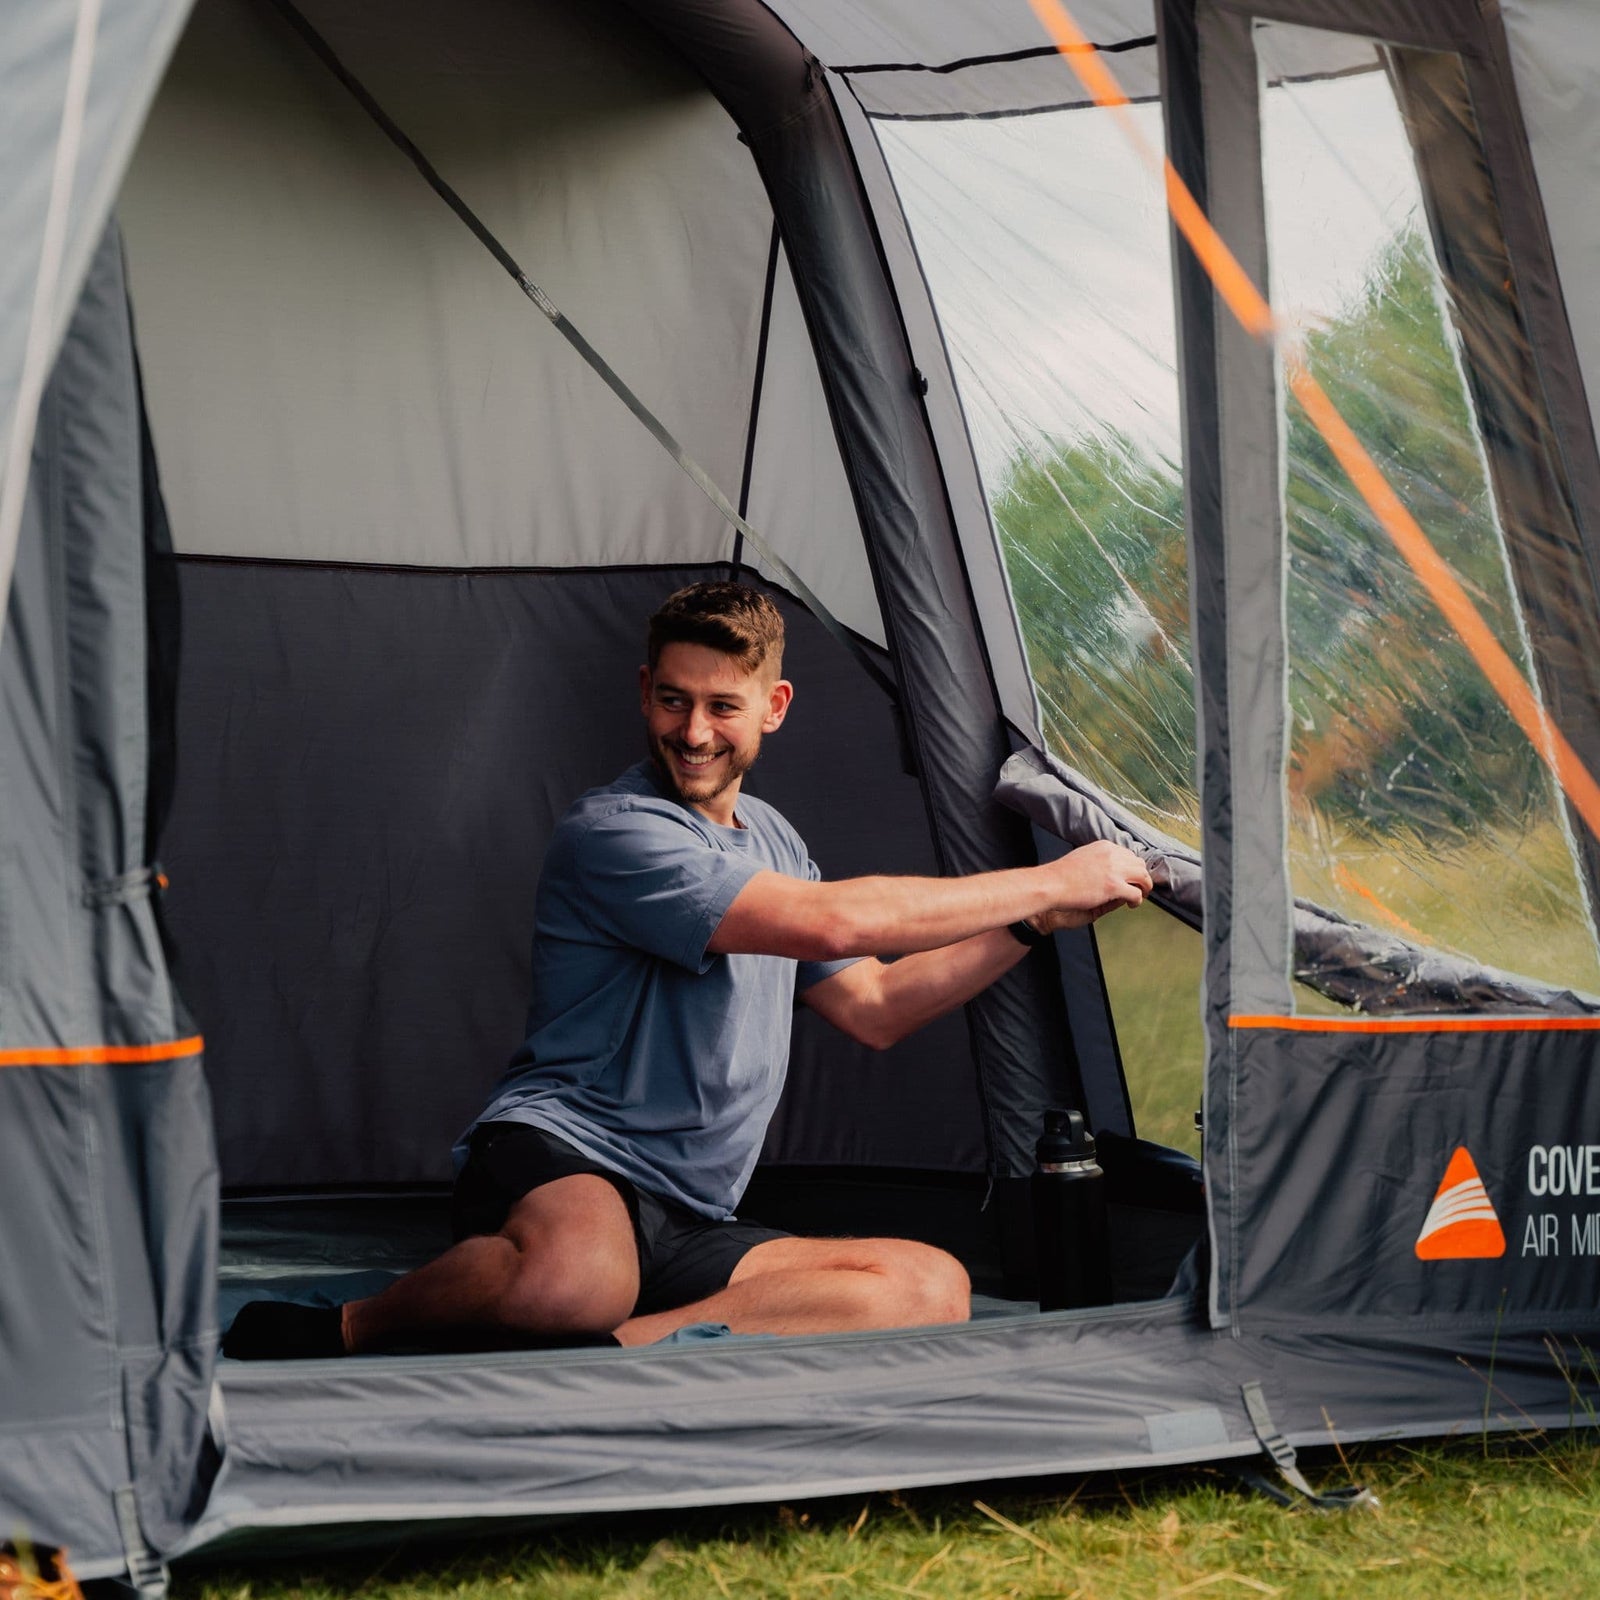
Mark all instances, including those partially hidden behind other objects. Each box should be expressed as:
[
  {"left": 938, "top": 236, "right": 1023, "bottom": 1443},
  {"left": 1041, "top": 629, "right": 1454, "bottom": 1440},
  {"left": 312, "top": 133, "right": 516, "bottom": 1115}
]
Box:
[{"left": 647, "top": 582, "right": 785, "bottom": 677}]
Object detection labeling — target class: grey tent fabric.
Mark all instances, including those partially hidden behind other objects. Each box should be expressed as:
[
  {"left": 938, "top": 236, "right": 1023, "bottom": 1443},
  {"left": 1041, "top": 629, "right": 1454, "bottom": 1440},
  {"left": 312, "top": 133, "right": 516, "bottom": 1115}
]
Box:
[
  {"left": 0, "top": 221, "right": 218, "bottom": 1575},
  {"left": 121, "top": 0, "right": 771, "bottom": 574},
  {"left": 183, "top": 1268, "right": 1597, "bottom": 1557},
  {"left": 1193, "top": 0, "right": 1292, "bottom": 1021},
  {"left": 0, "top": 0, "right": 192, "bottom": 636}
]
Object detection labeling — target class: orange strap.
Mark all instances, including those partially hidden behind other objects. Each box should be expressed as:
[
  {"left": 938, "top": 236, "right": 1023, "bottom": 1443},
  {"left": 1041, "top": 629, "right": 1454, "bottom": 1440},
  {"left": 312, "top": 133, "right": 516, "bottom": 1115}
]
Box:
[
  {"left": 0, "top": 1035, "right": 204, "bottom": 1069},
  {"left": 1025, "top": 0, "right": 1600, "bottom": 843},
  {"left": 1230, "top": 1014, "right": 1600, "bottom": 1033}
]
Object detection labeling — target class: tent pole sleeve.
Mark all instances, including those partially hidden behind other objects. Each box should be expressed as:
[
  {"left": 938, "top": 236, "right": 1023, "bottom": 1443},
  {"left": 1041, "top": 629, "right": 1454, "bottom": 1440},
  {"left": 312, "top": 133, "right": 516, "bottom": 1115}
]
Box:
[
  {"left": 1161, "top": 0, "right": 1235, "bottom": 1330},
  {"left": 1195, "top": 1, "right": 1291, "bottom": 1022}
]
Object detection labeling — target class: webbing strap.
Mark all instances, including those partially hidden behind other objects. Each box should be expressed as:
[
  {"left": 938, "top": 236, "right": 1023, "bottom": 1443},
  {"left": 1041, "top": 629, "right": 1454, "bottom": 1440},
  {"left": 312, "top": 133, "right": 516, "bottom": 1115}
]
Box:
[
  {"left": 113, "top": 1485, "right": 168, "bottom": 1597},
  {"left": 261, "top": 0, "right": 899, "bottom": 705},
  {"left": 1240, "top": 1381, "right": 1379, "bottom": 1512}
]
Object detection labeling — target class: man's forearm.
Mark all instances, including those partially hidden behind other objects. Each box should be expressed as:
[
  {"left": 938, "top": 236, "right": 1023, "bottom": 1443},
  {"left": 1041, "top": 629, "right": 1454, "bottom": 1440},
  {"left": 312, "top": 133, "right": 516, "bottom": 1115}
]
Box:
[
  {"left": 864, "top": 929, "right": 1030, "bottom": 1048},
  {"left": 807, "top": 868, "right": 1062, "bottom": 959},
  {"left": 710, "top": 840, "right": 1152, "bottom": 962}
]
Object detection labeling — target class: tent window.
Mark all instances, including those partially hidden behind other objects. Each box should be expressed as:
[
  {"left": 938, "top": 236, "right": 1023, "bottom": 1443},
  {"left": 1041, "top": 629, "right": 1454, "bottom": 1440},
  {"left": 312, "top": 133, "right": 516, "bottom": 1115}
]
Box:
[
  {"left": 874, "top": 105, "right": 1201, "bottom": 1147},
  {"left": 1258, "top": 21, "right": 1600, "bottom": 1003},
  {"left": 875, "top": 107, "right": 1194, "bottom": 843}
]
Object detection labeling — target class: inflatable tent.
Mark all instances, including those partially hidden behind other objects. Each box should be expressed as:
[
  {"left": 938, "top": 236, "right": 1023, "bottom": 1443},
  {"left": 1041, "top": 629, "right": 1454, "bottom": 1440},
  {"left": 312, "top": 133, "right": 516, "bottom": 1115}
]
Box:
[{"left": 7, "top": 0, "right": 1600, "bottom": 1579}]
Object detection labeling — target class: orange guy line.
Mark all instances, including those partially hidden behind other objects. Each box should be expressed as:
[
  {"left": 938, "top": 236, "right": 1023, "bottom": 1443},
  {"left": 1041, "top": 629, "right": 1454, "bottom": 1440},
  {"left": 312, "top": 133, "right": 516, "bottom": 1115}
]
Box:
[{"left": 1024, "top": 0, "right": 1600, "bottom": 843}]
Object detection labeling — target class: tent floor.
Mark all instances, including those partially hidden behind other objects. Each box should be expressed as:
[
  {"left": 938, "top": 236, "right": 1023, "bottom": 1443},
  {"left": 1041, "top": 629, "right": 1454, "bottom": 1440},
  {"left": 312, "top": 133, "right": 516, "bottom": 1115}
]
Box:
[
  {"left": 217, "top": 1165, "right": 1206, "bottom": 1343},
  {"left": 194, "top": 1182, "right": 1221, "bottom": 1563}
]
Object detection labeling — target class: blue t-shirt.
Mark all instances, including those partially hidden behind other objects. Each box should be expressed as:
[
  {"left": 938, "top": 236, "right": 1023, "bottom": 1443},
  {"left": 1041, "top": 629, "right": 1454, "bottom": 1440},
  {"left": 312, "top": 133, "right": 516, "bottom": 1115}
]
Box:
[{"left": 460, "top": 762, "right": 857, "bottom": 1219}]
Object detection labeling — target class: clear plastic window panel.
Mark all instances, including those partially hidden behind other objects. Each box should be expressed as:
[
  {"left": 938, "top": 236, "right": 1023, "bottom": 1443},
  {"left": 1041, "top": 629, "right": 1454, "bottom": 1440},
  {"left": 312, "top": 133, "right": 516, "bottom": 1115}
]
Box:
[
  {"left": 1257, "top": 21, "right": 1600, "bottom": 1001},
  {"left": 875, "top": 106, "right": 1202, "bottom": 1150},
  {"left": 875, "top": 109, "right": 1197, "bottom": 844}
]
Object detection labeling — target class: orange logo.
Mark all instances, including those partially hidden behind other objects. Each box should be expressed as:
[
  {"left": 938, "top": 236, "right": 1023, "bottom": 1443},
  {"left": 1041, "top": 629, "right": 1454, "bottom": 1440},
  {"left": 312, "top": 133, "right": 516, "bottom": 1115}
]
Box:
[{"left": 1415, "top": 1147, "right": 1505, "bottom": 1260}]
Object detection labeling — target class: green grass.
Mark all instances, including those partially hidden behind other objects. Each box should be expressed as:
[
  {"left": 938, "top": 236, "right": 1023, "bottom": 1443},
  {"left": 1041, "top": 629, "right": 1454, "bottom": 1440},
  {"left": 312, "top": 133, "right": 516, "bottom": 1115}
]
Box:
[
  {"left": 177, "top": 1435, "right": 1600, "bottom": 1599},
  {"left": 1094, "top": 906, "right": 1205, "bottom": 1160}
]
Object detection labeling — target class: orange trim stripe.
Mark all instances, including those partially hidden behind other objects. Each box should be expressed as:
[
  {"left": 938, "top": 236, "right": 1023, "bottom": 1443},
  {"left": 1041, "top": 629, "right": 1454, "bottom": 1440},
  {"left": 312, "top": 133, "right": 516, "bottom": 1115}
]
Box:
[
  {"left": 0, "top": 1034, "right": 204, "bottom": 1068},
  {"left": 1230, "top": 1014, "right": 1600, "bottom": 1033},
  {"left": 1025, "top": 0, "right": 1600, "bottom": 845}
]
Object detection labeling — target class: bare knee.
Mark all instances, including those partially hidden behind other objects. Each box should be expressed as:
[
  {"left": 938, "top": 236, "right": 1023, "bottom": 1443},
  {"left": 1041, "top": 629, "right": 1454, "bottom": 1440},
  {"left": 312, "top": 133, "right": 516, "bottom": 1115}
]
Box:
[
  {"left": 904, "top": 1244, "right": 971, "bottom": 1325},
  {"left": 493, "top": 1237, "right": 636, "bottom": 1335},
  {"left": 867, "top": 1241, "right": 971, "bottom": 1327},
  {"left": 491, "top": 1175, "right": 638, "bottom": 1336}
]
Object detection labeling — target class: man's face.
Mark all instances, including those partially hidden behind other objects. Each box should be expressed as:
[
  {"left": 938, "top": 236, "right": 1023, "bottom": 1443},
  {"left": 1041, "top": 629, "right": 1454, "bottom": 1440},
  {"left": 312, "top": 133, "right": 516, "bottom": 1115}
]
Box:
[{"left": 640, "top": 642, "right": 793, "bottom": 824}]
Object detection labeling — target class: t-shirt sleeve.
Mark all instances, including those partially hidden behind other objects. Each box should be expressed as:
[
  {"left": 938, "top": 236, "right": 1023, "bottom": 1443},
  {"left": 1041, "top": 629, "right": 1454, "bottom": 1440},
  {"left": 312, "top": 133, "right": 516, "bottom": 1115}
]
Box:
[
  {"left": 794, "top": 851, "right": 865, "bottom": 992},
  {"left": 569, "top": 807, "right": 764, "bottom": 973}
]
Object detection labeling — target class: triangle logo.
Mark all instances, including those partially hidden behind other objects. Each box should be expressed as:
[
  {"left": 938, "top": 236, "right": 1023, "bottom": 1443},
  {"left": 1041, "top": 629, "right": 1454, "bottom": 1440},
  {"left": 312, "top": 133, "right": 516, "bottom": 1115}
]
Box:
[{"left": 1415, "top": 1146, "right": 1506, "bottom": 1260}]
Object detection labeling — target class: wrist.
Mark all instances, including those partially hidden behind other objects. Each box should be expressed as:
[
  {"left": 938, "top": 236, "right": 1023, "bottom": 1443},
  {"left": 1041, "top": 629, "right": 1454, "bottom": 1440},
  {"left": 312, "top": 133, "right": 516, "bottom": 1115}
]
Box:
[{"left": 1007, "top": 917, "right": 1050, "bottom": 947}]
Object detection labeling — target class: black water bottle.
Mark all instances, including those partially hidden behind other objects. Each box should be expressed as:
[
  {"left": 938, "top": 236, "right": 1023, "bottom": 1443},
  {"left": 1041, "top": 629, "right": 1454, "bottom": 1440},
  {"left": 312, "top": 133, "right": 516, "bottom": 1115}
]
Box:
[{"left": 1032, "top": 1108, "right": 1113, "bottom": 1310}]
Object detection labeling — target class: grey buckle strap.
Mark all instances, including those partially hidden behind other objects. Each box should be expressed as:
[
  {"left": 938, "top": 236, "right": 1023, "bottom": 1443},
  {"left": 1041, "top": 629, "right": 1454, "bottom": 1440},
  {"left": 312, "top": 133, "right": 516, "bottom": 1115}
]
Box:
[
  {"left": 1240, "top": 1381, "right": 1379, "bottom": 1512},
  {"left": 259, "top": 0, "right": 899, "bottom": 708},
  {"left": 114, "top": 1484, "right": 169, "bottom": 1597}
]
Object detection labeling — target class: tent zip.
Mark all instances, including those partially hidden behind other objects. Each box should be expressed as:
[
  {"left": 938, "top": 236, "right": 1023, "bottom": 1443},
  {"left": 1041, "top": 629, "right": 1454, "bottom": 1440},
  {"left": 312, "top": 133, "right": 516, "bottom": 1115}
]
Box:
[{"left": 259, "top": 0, "right": 898, "bottom": 707}]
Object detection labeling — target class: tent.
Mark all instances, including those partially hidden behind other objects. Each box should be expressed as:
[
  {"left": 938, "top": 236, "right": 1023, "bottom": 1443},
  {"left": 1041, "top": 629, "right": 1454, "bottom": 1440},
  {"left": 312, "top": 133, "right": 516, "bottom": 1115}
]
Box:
[{"left": 6, "top": 0, "right": 1600, "bottom": 1580}]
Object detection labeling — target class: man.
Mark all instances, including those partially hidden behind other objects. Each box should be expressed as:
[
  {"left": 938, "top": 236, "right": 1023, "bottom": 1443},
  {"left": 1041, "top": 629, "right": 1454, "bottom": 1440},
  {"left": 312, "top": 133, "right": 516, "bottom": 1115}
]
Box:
[{"left": 225, "top": 583, "right": 1151, "bottom": 1358}]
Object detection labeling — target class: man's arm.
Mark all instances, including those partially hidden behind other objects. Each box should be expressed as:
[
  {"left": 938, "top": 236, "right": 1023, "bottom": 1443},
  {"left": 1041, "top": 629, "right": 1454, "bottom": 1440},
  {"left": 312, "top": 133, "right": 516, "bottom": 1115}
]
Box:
[
  {"left": 797, "top": 929, "right": 1035, "bottom": 1051},
  {"left": 707, "top": 839, "right": 1152, "bottom": 963}
]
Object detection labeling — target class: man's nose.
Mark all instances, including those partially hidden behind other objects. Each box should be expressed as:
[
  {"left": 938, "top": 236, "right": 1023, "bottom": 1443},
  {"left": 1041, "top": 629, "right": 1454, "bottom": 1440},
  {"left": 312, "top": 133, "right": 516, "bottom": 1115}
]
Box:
[{"left": 685, "top": 704, "right": 714, "bottom": 746}]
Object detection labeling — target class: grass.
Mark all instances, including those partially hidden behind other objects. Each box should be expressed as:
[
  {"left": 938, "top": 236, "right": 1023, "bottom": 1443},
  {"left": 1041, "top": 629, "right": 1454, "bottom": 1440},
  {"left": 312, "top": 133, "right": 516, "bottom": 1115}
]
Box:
[
  {"left": 1094, "top": 906, "right": 1205, "bottom": 1159},
  {"left": 176, "top": 1435, "right": 1600, "bottom": 1599}
]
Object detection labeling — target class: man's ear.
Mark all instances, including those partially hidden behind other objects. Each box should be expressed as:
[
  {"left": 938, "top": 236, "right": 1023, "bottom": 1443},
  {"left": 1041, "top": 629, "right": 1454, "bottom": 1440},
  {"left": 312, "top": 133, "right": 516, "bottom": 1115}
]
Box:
[
  {"left": 762, "top": 678, "right": 794, "bottom": 734},
  {"left": 638, "top": 663, "right": 653, "bottom": 716}
]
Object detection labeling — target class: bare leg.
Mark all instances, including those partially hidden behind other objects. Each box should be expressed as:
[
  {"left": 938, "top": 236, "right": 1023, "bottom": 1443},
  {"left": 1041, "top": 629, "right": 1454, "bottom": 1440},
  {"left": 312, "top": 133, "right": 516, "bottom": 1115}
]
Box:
[
  {"left": 341, "top": 1174, "right": 638, "bottom": 1353},
  {"left": 615, "top": 1235, "right": 971, "bottom": 1346}
]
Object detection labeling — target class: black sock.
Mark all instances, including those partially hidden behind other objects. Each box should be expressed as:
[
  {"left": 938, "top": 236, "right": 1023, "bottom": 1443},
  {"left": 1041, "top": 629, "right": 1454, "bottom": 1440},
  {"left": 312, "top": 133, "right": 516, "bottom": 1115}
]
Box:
[{"left": 222, "top": 1300, "right": 346, "bottom": 1360}]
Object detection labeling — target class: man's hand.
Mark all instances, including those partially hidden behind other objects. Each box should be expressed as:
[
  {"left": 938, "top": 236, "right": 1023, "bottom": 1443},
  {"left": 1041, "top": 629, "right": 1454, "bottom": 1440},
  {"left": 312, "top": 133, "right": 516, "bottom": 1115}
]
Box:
[
  {"left": 1026, "top": 840, "right": 1153, "bottom": 936},
  {"left": 804, "top": 840, "right": 1153, "bottom": 1048}
]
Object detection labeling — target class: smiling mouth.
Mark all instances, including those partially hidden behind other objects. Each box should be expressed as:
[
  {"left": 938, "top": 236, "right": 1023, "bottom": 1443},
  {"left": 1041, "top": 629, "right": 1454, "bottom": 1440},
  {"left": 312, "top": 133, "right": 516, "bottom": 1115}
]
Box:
[{"left": 670, "top": 745, "right": 725, "bottom": 771}]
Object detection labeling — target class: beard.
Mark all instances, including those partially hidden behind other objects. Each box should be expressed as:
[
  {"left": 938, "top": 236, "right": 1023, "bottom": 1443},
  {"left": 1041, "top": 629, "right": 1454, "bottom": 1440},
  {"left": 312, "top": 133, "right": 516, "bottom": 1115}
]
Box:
[{"left": 649, "top": 729, "right": 761, "bottom": 813}]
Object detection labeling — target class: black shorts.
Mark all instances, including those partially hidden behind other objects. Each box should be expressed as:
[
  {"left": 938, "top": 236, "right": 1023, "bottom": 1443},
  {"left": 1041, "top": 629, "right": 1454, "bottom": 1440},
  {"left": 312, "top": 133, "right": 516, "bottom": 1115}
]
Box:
[{"left": 451, "top": 1120, "right": 788, "bottom": 1319}]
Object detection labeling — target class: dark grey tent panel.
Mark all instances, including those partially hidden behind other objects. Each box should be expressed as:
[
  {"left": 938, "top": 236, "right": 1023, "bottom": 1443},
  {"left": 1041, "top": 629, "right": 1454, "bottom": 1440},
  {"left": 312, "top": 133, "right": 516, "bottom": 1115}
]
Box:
[{"left": 162, "top": 564, "right": 983, "bottom": 1188}]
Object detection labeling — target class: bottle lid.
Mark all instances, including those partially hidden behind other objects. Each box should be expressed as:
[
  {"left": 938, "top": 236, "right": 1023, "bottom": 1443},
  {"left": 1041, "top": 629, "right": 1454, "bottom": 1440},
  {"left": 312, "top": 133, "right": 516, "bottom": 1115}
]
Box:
[{"left": 1037, "top": 1108, "right": 1096, "bottom": 1165}]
